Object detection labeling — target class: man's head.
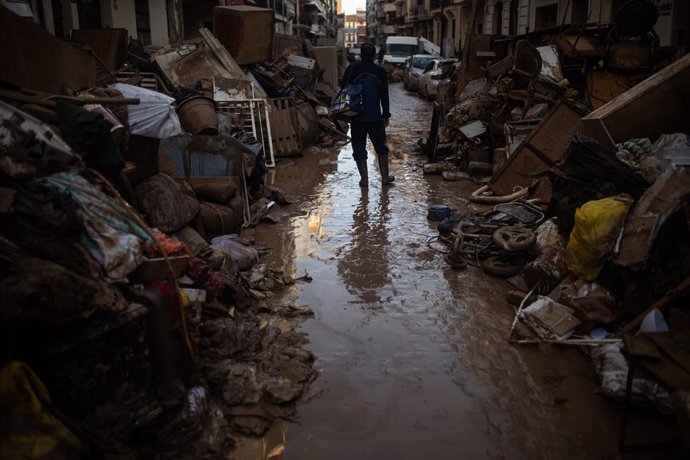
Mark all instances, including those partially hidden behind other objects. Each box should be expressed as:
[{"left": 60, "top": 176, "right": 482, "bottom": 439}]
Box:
[{"left": 361, "top": 42, "right": 376, "bottom": 62}]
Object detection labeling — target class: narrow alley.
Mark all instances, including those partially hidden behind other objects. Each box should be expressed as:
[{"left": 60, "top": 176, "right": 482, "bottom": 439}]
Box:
[
  {"left": 255, "top": 83, "right": 618, "bottom": 460},
  {"left": 2, "top": 2, "right": 690, "bottom": 459}
]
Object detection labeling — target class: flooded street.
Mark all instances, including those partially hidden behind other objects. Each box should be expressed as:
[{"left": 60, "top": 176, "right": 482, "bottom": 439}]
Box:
[{"left": 254, "top": 83, "right": 619, "bottom": 460}]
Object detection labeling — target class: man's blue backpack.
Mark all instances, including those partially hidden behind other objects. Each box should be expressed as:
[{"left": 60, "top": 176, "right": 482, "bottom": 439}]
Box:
[{"left": 330, "top": 81, "right": 364, "bottom": 118}]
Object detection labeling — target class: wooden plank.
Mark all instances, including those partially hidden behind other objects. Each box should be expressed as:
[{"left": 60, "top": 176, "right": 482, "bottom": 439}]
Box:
[
  {"left": 0, "top": 6, "right": 97, "bottom": 93},
  {"left": 490, "top": 101, "right": 584, "bottom": 196},
  {"left": 198, "top": 27, "right": 247, "bottom": 80}
]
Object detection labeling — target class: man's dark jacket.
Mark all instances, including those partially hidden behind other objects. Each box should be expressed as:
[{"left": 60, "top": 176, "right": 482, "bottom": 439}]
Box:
[{"left": 341, "top": 61, "right": 390, "bottom": 122}]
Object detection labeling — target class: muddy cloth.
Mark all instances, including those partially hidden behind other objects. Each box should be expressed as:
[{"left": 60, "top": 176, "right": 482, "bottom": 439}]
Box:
[
  {"left": 145, "top": 231, "right": 190, "bottom": 258},
  {"left": 0, "top": 238, "right": 125, "bottom": 324},
  {"left": 0, "top": 361, "right": 84, "bottom": 460},
  {"left": 18, "top": 172, "right": 152, "bottom": 279},
  {"left": 590, "top": 342, "right": 672, "bottom": 408},
  {"left": 188, "top": 257, "right": 226, "bottom": 301},
  {"left": 135, "top": 173, "right": 200, "bottom": 233},
  {"left": 56, "top": 101, "right": 125, "bottom": 179}
]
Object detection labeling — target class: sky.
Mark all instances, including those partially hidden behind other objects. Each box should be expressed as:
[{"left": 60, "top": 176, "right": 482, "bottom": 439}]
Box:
[{"left": 342, "top": 0, "right": 366, "bottom": 14}]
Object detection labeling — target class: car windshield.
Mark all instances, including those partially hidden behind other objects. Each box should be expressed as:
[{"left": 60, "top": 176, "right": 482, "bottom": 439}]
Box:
[
  {"left": 386, "top": 44, "right": 417, "bottom": 56},
  {"left": 423, "top": 61, "right": 437, "bottom": 73},
  {"left": 411, "top": 56, "right": 434, "bottom": 69}
]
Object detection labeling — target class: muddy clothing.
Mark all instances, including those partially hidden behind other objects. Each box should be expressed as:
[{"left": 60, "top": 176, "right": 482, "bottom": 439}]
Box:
[
  {"left": 342, "top": 61, "right": 391, "bottom": 161},
  {"left": 341, "top": 61, "right": 391, "bottom": 122}
]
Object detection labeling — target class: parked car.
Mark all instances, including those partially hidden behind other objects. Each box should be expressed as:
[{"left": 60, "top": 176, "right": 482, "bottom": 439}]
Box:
[
  {"left": 418, "top": 58, "right": 458, "bottom": 100},
  {"left": 403, "top": 54, "right": 437, "bottom": 92}
]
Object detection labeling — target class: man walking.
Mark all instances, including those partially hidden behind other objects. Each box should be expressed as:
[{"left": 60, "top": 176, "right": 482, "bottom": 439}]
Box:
[{"left": 341, "top": 42, "right": 395, "bottom": 187}]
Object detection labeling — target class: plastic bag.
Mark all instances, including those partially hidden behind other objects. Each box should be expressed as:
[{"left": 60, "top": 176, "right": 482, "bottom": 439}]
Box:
[
  {"left": 565, "top": 196, "right": 631, "bottom": 281},
  {"left": 112, "top": 83, "right": 183, "bottom": 138},
  {"left": 0, "top": 361, "right": 84, "bottom": 459},
  {"left": 211, "top": 235, "right": 259, "bottom": 271}
]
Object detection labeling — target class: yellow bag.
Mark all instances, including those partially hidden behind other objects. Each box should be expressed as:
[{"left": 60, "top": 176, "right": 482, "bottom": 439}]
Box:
[
  {"left": 566, "top": 196, "right": 632, "bottom": 281},
  {"left": 0, "top": 361, "right": 83, "bottom": 459}
]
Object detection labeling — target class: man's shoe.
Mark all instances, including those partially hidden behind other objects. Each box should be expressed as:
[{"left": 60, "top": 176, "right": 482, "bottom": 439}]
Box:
[
  {"left": 355, "top": 158, "right": 368, "bottom": 187},
  {"left": 378, "top": 154, "right": 395, "bottom": 186}
]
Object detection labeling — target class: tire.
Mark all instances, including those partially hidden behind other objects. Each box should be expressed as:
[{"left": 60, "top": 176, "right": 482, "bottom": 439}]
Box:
[
  {"left": 492, "top": 226, "right": 536, "bottom": 252},
  {"left": 481, "top": 255, "right": 525, "bottom": 277}
]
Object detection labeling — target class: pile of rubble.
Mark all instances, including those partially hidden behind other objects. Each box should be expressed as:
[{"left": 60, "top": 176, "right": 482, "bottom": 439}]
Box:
[
  {"left": 0, "top": 4, "right": 336, "bottom": 458},
  {"left": 425, "top": 15, "right": 690, "bottom": 443}
]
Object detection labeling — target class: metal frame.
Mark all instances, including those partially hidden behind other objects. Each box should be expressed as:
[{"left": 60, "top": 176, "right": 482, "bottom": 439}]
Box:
[{"left": 217, "top": 98, "right": 276, "bottom": 168}]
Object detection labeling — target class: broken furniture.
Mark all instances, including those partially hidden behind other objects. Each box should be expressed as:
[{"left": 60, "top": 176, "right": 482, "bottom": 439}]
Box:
[
  {"left": 582, "top": 53, "right": 690, "bottom": 149},
  {"left": 490, "top": 101, "right": 585, "bottom": 196}
]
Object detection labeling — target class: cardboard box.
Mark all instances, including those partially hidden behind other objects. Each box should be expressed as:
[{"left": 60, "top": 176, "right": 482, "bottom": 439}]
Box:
[{"left": 213, "top": 6, "right": 274, "bottom": 65}]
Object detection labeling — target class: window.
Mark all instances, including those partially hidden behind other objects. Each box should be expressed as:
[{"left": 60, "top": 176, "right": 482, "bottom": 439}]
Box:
[{"left": 535, "top": 4, "right": 558, "bottom": 30}]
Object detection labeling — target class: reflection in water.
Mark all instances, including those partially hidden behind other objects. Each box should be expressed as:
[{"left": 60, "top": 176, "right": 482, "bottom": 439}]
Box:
[
  {"left": 229, "top": 421, "right": 286, "bottom": 460},
  {"left": 337, "top": 188, "right": 392, "bottom": 303}
]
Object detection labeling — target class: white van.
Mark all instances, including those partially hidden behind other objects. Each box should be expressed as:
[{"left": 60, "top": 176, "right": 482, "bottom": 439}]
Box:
[
  {"left": 382, "top": 37, "right": 419, "bottom": 67},
  {"left": 382, "top": 36, "right": 441, "bottom": 68}
]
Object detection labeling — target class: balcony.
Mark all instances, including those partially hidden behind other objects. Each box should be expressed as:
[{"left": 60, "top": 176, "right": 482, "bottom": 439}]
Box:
[
  {"left": 383, "top": 25, "right": 397, "bottom": 34},
  {"left": 304, "top": 0, "right": 326, "bottom": 15},
  {"left": 383, "top": 3, "right": 396, "bottom": 12},
  {"left": 429, "top": 0, "right": 451, "bottom": 12}
]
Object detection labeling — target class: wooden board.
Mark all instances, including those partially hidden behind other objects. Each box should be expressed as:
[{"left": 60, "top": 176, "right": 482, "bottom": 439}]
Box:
[
  {"left": 490, "top": 101, "right": 584, "bottom": 196},
  {"left": 72, "top": 28, "right": 128, "bottom": 71},
  {"left": 269, "top": 99, "right": 300, "bottom": 157},
  {"left": 0, "top": 6, "right": 97, "bottom": 93},
  {"left": 582, "top": 53, "right": 690, "bottom": 148}
]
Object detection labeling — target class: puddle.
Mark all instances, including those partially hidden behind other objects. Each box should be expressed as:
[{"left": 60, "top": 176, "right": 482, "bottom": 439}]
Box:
[{"left": 254, "top": 83, "right": 620, "bottom": 460}]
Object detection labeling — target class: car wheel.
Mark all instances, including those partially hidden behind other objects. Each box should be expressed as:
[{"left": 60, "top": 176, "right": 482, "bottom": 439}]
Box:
[
  {"left": 492, "top": 226, "right": 537, "bottom": 252},
  {"left": 481, "top": 255, "right": 526, "bottom": 277}
]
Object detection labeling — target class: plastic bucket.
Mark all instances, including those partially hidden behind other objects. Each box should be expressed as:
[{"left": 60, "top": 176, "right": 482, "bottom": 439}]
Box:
[{"left": 176, "top": 96, "right": 218, "bottom": 135}]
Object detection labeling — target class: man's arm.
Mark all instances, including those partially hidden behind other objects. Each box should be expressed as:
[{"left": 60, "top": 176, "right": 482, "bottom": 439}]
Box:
[{"left": 379, "top": 67, "right": 391, "bottom": 120}]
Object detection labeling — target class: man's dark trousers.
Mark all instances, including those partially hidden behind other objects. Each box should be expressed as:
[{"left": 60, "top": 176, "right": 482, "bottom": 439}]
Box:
[{"left": 350, "top": 120, "right": 389, "bottom": 161}]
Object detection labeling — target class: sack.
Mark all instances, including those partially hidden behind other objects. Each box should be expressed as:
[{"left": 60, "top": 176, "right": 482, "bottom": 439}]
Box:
[
  {"left": 330, "top": 83, "right": 364, "bottom": 117},
  {"left": 135, "top": 173, "right": 200, "bottom": 233},
  {"left": 211, "top": 235, "right": 259, "bottom": 271}
]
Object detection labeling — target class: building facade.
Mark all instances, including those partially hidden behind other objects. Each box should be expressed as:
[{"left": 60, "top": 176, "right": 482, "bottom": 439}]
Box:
[
  {"left": 25, "top": 0, "right": 340, "bottom": 46},
  {"left": 366, "top": 0, "right": 688, "bottom": 56},
  {"left": 344, "top": 8, "right": 366, "bottom": 48}
]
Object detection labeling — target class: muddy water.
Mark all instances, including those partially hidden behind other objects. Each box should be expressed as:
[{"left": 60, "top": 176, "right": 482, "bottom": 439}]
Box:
[{"left": 254, "top": 84, "right": 619, "bottom": 460}]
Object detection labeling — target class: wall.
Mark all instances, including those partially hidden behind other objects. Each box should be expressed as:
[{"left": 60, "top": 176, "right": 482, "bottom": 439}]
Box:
[
  {"left": 100, "top": 0, "right": 138, "bottom": 38},
  {"left": 149, "top": 0, "right": 169, "bottom": 46}
]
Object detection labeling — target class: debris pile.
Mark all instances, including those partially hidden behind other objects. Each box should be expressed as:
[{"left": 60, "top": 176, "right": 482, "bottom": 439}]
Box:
[
  {"left": 0, "top": 4, "right": 336, "bottom": 457},
  {"left": 425, "top": 13, "right": 690, "bottom": 438}
]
